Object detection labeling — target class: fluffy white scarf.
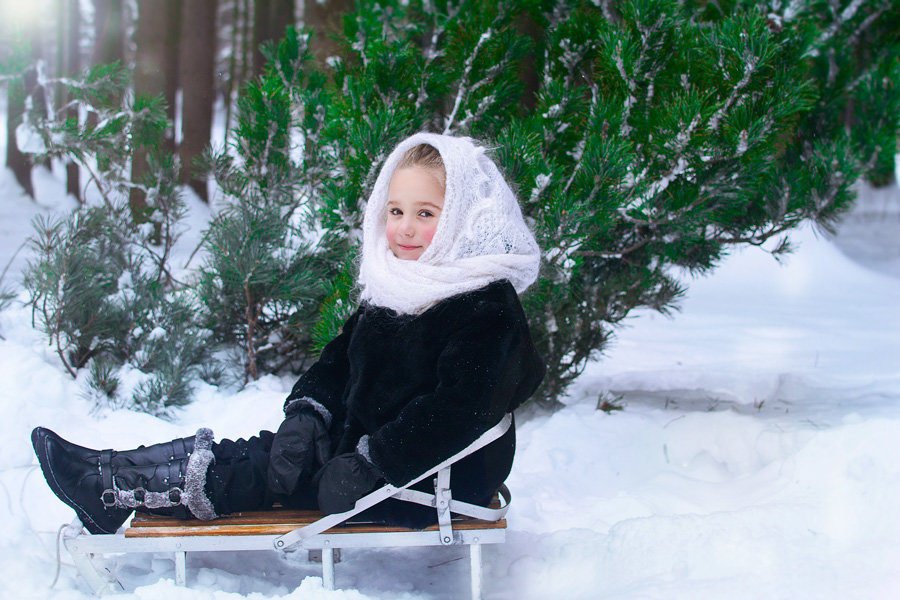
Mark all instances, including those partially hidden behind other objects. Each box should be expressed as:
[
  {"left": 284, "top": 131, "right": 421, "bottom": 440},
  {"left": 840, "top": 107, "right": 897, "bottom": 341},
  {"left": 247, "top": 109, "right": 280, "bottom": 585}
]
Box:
[{"left": 358, "top": 133, "right": 541, "bottom": 315}]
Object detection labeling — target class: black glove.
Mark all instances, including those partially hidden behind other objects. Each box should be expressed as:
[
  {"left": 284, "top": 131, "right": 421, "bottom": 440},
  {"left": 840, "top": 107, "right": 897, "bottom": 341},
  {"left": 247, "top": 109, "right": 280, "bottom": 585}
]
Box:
[
  {"left": 316, "top": 453, "right": 383, "bottom": 515},
  {"left": 266, "top": 404, "right": 332, "bottom": 496}
]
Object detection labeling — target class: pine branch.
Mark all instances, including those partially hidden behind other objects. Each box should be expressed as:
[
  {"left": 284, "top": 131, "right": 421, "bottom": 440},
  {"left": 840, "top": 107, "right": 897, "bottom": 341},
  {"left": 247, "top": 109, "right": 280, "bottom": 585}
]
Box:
[
  {"left": 443, "top": 24, "right": 495, "bottom": 134},
  {"left": 613, "top": 14, "right": 666, "bottom": 137},
  {"left": 612, "top": 40, "right": 638, "bottom": 137},
  {"left": 243, "top": 280, "right": 259, "bottom": 381},
  {"left": 352, "top": 14, "right": 370, "bottom": 68},
  {"left": 574, "top": 236, "right": 650, "bottom": 259},
  {"left": 846, "top": 0, "right": 890, "bottom": 49},
  {"left": 415, "top": 1, "right": 460, "bottom": 109},
  {"left": 708, "top": 54, "right": 758, "bottom": 133},
  {"left": 811, "top": 0, "right": 866, "bottom": 53}
]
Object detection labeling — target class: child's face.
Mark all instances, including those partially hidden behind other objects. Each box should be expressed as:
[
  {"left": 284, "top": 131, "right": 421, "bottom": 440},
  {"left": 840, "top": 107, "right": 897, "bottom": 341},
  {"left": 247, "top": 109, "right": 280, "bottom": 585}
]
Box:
[{"left": 385, "top": 167, "right": 445, "bottom": 260}]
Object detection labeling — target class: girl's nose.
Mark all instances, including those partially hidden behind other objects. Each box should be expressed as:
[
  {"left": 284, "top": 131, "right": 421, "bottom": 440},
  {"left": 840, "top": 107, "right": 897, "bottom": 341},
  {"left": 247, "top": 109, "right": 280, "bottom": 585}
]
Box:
[{"left": 398, "top": 218, "right": 415, "bottom": 237}]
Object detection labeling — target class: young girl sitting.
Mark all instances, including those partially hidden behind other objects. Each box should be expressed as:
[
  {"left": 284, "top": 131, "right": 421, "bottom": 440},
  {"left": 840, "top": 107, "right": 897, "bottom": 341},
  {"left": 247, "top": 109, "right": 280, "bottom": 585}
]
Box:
[{"left": 32, "top": 132, "right": 546, "bottom": 534}]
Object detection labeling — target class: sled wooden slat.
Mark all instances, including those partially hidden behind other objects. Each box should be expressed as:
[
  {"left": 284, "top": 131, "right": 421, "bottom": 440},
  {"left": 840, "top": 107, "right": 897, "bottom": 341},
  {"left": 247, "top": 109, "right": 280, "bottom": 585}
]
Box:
[
  {"left": 127, "top": 495, "right": 505, "bottom": 535},
  {"left": 64, "top": 414, "right": 513, "bottom": 600},
  {"left": 125, "top": 511, "right": 507, "bottom": 538},
  {"left": 126, "top": 509, "right": 322, "bottom": 531}
]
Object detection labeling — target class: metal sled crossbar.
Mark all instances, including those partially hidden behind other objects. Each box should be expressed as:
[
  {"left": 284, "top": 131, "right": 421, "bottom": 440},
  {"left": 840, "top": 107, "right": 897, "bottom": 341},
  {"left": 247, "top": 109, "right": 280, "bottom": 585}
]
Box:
[{"left": 63, "top": 414, "right": 513, "bottom": 600}]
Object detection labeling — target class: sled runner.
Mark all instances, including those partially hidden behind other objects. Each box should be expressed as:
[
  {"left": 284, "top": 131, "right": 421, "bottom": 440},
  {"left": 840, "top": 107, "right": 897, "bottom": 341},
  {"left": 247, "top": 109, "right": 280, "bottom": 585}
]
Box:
[{"left": 63, "top": 414, "right": 512, "bottom": 600}]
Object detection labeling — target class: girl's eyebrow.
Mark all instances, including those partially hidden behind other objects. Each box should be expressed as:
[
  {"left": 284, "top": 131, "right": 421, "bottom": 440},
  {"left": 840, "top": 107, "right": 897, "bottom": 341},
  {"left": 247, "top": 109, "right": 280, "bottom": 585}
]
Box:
[{"left": 386, "top": 200, "right": 442, "bottom": 211}]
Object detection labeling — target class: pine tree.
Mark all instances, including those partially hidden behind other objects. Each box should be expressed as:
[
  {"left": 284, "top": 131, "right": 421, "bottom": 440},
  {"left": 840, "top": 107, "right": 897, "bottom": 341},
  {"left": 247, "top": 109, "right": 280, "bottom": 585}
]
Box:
[
  {"left": 13, "top": 59, "right": 206, "bottom": 414},
  {"left": 261, "top": 0, "right": 900, "bottom": 406},
  {"left": 22, "top": 201, "right": 209, "bottom": 414},
  {"left": 198, "top": 30, "right": 335, "bottom": 381},
  {"left": 503, "top": 0, "right": 900, "bottom": 404}
]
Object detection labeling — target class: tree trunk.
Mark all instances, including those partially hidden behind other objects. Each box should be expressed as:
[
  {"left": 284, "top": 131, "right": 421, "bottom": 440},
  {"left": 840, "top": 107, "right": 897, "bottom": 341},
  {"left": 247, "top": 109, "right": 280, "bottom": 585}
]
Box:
[
  {"left": 131, "top": 0, "right": 172, "bottom": 222},
  {"left": 223, "top": 0, "right": 245, "bottom": 143},
  {"left": 268, "top": 0, "right": 295, "bottom": 42},
  {"left": 251, "top": 0, "right": 295, "bottom": 78},
  {"left": 6, "top": 73, "right": 35, "bottom": 198},
  {"left": 180, "top": 0, "right": 219, "bottom": 202},
  {"left": 241, "top": 0, "right": 253, "bottom": 84},
  {"left": 92, "top": 0, "right": 126, "bottom": 65},
  {"left": 252, "top": 0, "right": 272, "bottom": 79},
  {"left": 516, "top": 10, "right": 541, "bottom": 112},
  {"left": 163, "top": 0, "right": 182, "bottom": 156},
  {"left": 61, "top": 0, "right": 82, "bottom": 201},
  {"left": 5, "top": 21, "right": 49, "bottom": 199},
  {"left": 304, "top": 0, "right": 350, "bottom": 70}
]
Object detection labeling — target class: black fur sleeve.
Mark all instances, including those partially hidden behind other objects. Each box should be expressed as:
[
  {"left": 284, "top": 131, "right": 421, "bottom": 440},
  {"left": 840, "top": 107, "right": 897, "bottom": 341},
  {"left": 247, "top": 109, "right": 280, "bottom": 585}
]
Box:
[
  {"left": 366, "top": 297, "right": 542, "bottom": 486},
  {"left": 284, "top": 309, "right": 361, "bottom": 428}
]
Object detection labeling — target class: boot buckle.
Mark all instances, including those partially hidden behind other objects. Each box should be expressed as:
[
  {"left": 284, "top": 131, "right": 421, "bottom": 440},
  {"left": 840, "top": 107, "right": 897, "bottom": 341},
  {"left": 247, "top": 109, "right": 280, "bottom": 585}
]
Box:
[
  {"left": 101, "top": 489, "right": 117, "bottom": 507},
  {"left": 168, "top": 488, "right": 182, "bottom": 503}
]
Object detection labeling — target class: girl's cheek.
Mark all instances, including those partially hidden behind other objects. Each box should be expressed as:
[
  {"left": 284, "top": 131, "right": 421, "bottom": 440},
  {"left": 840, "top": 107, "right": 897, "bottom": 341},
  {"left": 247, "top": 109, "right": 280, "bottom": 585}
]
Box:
[{"left": 422, "top": 223, "right": 438, "bottom": 246}]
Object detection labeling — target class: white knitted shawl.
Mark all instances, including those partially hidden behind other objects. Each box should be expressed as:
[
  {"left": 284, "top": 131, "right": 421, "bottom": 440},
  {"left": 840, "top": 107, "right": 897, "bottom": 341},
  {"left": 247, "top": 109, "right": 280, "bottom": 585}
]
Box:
[{"left": 358, "top": 133, "right": 541, "bottom": 315}]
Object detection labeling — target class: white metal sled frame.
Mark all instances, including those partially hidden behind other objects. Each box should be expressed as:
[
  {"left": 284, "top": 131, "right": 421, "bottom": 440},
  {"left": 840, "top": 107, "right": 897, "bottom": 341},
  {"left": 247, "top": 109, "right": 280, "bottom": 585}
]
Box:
[{"left": 64, "top": 414, "right": 513, "bottom": 600}]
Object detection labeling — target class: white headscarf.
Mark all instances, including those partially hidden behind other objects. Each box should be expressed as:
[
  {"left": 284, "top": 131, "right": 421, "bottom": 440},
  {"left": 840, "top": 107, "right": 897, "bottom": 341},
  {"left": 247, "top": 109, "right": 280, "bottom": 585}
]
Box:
[{"left": 358, "top": 132, "right": 541, "bottom": 315}]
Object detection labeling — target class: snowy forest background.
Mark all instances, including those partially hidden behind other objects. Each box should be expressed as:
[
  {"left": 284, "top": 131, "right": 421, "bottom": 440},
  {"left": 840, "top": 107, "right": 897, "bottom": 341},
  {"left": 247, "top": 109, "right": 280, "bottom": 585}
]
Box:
[{"left": 1, "top": 0, "right": 900, "bottom": 598}]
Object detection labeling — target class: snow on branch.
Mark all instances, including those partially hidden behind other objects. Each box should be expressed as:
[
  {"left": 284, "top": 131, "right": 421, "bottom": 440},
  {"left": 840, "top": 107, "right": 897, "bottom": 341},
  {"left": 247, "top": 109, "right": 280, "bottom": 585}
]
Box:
[
  {"left": 352, "top": 15, "right": 370, "bottom": 68},
  {"left": 612, "top": 40, "right": 638, "bottom": 137},
  {"left": 415, "top": 2, "right": 461, "bottom": 109},
  {"left": 559, "top": 38, "right": 593, "bottom": 89},
  {"left": 562, "top": 83, "right": 600, "bottom": 195},
  {"left": 806, "top": 0, "right": 866, "bottom": 57},
  {"left": 846, "top": 0, "right": 892, "bottom": 53},
  {"left": 613, "top": 15, "right": 666, "bottom": 137},
  {"left": 822, "top": 0, "right": 866, "bottom": 44},
  {"left": 708, "top": 53, "right": 758, "bottom": 133},
  {"left": 618, "top": 155, "right": 691, "bottom": 221},
  {"left": 443, "top": 27, "right": 494, "bottom": 134},
  {"left": 617, "top": 103, "right": 702, "bottom": 220}
]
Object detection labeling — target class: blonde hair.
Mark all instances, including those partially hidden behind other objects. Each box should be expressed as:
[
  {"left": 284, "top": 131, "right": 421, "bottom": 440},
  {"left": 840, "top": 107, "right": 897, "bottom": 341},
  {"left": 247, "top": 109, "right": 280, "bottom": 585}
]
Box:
[{"left": 395, "top": 143, "right": 446, "bottom": 189}]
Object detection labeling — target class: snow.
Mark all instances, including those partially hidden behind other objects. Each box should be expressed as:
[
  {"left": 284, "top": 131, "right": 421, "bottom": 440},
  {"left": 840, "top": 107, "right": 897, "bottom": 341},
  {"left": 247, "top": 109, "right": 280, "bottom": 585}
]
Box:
[{"left": 2, "top": 92, "right": 900, "bottom": 598}]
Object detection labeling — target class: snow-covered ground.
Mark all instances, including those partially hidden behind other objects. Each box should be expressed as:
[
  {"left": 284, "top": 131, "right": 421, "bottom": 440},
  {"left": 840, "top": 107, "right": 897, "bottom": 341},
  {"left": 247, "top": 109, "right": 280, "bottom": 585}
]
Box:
[{"left": 1, "top": 106, "right": 899, "bottom": 598}]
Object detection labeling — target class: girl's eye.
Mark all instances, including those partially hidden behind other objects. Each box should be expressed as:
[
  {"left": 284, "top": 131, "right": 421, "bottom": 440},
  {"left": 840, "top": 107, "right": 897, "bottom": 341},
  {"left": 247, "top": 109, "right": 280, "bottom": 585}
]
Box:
[
  {"left": 388, "top": 208, "right": 402, "bottom": 216},
  {"left": 418, "top": 210, "right": 433, "bottom": 218}
]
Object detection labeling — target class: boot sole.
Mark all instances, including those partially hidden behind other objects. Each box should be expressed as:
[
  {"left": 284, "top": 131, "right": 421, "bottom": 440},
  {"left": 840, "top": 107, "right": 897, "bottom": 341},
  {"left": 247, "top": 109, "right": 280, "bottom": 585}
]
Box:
[{"left": 31, "top": 427, "right": 124, "bottom": 535}]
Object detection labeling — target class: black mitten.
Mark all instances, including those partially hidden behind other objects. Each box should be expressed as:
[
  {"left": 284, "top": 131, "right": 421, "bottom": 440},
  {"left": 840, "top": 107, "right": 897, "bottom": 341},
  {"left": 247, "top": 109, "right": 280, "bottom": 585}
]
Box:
[
  {"left": 266, "top": 403, "right": 332, "bottom": 496},
  {"left": 316, "top": 453, "right": 382, "bottom": 514}
]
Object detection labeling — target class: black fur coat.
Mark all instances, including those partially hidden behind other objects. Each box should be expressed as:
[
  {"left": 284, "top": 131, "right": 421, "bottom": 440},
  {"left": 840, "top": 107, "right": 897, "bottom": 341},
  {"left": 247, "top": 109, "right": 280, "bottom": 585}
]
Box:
[{"left": 284, "top": 279, "right": 545, "bottom": 521}]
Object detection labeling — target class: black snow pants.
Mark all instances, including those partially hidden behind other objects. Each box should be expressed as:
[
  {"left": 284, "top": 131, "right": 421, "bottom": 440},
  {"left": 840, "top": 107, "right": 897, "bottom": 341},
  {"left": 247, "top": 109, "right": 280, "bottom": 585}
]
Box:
[{"left": 205, "top": 431, "right": 318, "bottom": 515}]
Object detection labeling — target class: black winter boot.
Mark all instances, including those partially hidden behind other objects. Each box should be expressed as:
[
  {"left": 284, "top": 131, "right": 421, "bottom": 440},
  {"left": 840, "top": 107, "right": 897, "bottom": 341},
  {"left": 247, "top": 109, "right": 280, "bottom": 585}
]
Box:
[{"left": 31, "top": 427, "right": 218, "bottom": 534}]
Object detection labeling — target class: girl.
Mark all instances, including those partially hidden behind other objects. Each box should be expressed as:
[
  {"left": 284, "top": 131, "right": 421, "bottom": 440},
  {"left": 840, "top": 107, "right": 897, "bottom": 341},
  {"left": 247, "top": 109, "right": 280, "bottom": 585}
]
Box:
[{"left": 32, "top": 132, "right": 545, "bottom": 534}]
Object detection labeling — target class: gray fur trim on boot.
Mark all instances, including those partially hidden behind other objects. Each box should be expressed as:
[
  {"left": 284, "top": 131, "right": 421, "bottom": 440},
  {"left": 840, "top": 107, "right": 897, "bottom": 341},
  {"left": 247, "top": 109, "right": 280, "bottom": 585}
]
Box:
[{"left": 183, "top": 428, "right": 217, "bottom": 520}]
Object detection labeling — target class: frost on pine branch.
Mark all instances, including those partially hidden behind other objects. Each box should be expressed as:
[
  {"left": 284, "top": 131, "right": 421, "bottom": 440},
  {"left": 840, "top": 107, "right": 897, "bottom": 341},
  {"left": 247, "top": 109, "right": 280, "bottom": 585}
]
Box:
[{"left": 14, "top": 62, "right": 175, "bottom": 220}]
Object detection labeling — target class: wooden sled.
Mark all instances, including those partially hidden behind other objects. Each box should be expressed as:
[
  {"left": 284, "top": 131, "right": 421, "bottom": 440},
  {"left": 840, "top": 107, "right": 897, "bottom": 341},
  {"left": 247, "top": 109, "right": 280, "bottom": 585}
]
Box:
[{"left": 63, "top": 414, "right": 513, "bottom": 600}]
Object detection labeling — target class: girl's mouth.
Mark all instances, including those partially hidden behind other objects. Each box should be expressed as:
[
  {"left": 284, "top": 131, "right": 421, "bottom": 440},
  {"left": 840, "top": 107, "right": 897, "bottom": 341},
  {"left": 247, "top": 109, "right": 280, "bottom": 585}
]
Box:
[{"left": 398, "top": 244, "right": 420, "bottom": 251}]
